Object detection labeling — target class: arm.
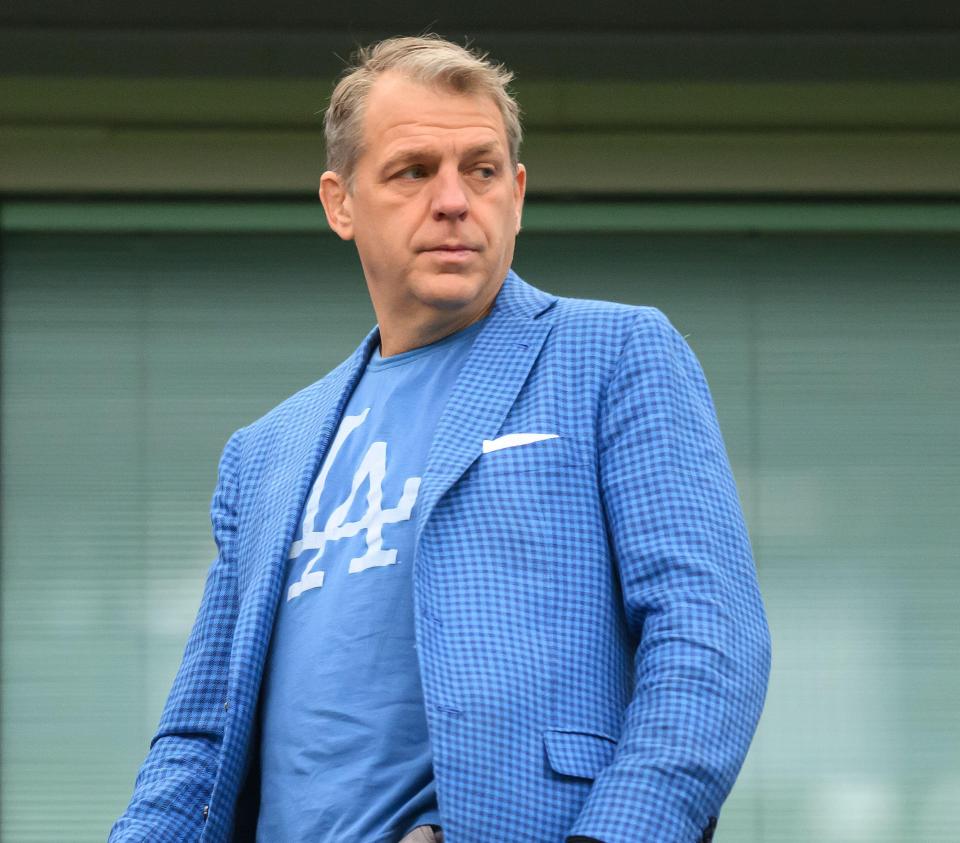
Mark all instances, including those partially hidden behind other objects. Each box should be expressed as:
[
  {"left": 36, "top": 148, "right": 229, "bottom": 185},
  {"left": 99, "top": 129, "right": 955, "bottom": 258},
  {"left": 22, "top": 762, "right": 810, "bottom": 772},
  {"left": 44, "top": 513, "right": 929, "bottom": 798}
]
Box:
[
  {"left": 109, "top": 429, "right": 244, "bottom": 842},
  {"left": 567, "top": 309, "right": 771, "bottom": 843}
]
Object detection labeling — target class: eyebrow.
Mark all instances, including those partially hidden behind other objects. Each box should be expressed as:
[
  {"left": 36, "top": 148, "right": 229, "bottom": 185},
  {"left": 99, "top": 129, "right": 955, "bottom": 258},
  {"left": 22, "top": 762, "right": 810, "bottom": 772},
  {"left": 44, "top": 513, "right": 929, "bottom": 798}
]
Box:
[{"left": 379, "top": 142, "right": 504, "bottom": 176}]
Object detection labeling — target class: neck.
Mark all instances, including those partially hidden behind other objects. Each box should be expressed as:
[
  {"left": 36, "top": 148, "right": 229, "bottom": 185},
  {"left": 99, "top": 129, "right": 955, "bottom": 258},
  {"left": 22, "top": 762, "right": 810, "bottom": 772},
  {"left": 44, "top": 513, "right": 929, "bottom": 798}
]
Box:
[{"left": 377, "top": 304, "right": 492, "bottom": 357}]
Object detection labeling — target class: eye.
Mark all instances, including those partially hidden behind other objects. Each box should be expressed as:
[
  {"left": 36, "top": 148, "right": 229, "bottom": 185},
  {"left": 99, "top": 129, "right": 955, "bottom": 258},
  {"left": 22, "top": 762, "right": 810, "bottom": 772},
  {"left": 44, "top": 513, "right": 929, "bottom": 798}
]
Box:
[
  {"left": 473, "top": 165, "right": 497, "bottom": 179},
  {"left": 397, "top": 164, "right": 428, "bottom": 180}
]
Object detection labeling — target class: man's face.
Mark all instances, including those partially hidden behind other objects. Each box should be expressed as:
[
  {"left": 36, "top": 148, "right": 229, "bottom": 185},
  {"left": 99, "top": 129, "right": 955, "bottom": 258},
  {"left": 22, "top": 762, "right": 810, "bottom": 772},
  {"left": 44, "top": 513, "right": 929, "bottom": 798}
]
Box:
[{"left": 320, "top": 71, "right": 526, "bottom": 343}]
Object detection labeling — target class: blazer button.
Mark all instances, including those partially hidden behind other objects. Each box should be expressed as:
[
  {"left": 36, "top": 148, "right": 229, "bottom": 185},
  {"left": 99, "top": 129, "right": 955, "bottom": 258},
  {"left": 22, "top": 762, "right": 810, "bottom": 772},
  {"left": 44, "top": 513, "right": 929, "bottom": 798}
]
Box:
[{"left": 202, "top": 804, "right": 209, "bottom": 820}]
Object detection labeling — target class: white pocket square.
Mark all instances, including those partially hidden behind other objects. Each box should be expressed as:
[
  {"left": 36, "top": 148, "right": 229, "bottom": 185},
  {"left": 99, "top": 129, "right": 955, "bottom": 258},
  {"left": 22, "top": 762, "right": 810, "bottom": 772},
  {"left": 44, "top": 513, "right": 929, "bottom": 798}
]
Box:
[{"left": 481, "top": 432, "right": 559, "bottom": 454}]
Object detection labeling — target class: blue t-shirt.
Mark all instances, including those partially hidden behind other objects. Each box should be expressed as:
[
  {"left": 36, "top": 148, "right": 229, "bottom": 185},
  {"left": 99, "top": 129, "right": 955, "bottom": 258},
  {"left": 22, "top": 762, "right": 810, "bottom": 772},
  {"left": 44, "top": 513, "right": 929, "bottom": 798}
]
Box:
[{"left": 257, "top": 319, "right": 483, "bottom": 842}]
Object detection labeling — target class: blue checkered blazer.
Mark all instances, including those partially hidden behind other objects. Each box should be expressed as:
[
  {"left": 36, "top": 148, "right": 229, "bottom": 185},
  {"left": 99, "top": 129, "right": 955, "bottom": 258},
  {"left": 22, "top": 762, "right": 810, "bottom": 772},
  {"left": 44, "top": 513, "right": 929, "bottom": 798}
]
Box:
[{"left": 111, "top": 271, "right": 770, "bottom": 843}]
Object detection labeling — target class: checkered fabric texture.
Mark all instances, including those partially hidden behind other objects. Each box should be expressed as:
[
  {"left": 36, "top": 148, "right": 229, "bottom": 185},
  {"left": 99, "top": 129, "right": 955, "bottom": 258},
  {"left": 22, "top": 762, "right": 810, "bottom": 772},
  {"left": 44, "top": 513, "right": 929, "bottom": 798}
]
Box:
[{"left": 110, "top": 271, "right": 771, "bottom": 843}]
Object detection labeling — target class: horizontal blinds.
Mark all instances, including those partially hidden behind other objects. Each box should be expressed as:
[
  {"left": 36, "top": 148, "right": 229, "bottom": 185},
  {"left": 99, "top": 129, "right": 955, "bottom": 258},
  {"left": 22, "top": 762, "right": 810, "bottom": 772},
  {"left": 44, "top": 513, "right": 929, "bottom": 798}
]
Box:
[{"left": 3, "top": 226, "right": 959, "bottom": 841}]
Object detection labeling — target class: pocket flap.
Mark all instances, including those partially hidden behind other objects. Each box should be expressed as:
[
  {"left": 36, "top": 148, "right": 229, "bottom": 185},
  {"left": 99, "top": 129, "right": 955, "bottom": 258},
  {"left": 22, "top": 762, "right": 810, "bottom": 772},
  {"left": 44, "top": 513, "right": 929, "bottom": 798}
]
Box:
[{"left": 543, "top": 728, "right": 618, "bottom": 780}]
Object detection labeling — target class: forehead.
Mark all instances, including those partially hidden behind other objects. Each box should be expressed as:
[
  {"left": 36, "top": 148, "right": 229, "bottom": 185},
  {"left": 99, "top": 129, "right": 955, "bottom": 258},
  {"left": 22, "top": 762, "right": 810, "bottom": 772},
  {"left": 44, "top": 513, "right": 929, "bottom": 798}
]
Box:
[{"left": 360, "top": 71, "right": 508, "bottom": 160}]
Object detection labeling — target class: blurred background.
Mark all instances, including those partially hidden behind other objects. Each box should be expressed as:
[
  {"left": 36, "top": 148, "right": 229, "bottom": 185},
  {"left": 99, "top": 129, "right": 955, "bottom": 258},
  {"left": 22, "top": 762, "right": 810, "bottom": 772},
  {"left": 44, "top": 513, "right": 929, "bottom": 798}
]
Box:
[{"left": 2, "top": 3, "right": 959, "bottom": 841}]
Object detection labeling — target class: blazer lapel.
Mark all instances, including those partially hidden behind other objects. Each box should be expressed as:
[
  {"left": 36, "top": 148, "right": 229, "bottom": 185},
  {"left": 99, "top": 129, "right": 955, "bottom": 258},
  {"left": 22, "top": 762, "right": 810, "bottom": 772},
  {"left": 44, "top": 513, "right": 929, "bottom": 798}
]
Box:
[
  {"left": 243, "top": 325, "right": 380, "bottom": 622},
  {"left": 415, "top": 271, "right": 557, "bottom": 549}
]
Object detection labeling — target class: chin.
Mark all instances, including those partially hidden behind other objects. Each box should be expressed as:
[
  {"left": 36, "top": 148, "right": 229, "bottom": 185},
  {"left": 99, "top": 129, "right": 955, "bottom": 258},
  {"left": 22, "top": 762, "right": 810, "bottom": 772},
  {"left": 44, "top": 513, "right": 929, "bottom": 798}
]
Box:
[{"left": 415, "top": 272, "right": 487, "bottom": 310}]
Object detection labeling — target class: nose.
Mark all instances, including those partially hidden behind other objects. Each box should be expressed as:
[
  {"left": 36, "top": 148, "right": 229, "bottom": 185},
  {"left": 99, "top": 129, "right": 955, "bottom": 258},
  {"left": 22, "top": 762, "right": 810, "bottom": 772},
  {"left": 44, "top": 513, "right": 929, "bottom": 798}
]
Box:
[{"left": 430, "top": 166, "right": 469, "bottom": 221}]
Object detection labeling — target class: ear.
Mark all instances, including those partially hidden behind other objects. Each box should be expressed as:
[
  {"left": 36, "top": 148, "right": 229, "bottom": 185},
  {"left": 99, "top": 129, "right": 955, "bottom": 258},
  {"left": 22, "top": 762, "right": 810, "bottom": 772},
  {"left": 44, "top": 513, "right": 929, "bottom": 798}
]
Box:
[
  {"left": 513, "top": 163, "right": 527, "bottom": 234},
  {"left": 319, "top": 171, "right": 355, "bottom": 241}
]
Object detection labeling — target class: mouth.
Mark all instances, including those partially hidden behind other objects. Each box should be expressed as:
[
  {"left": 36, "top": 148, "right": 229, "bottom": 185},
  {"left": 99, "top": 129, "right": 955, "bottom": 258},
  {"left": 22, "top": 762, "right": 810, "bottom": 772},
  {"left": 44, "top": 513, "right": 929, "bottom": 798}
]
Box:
[{"left": 420, "top": 244, "right": 479, "bottom": 263}]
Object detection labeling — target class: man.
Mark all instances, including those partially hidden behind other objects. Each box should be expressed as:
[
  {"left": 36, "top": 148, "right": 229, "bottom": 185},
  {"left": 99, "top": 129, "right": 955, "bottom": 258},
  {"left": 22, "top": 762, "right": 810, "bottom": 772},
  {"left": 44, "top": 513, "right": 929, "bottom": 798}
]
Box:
[{"left": 112, "top": 35, "right": 771, "bottom": 843}]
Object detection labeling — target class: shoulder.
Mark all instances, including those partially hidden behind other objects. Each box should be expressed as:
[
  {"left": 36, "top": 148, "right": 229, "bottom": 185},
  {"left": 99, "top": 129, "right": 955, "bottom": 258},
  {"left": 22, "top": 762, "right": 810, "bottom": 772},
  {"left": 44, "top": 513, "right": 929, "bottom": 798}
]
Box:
[
  {"left": 533, "top": 284, "right": 680, "bottom": 367},
  {"left": 547, "top": 292, "right": 668, "bottom": 335}
]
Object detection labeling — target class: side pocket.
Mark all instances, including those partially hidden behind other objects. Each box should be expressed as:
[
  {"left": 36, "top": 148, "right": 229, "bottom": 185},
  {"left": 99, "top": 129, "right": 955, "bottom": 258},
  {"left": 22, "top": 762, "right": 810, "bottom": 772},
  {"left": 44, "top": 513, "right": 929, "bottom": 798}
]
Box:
[{"left": 543, "top": 728, "right": 618, "bottom": 780}]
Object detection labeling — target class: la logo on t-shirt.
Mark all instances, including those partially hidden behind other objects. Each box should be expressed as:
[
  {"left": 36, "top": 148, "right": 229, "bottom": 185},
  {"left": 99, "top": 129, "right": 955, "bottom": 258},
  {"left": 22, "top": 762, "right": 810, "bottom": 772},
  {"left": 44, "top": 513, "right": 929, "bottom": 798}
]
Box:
[{"left": 286, "top": 408, "right": 421, "bottom": 601}]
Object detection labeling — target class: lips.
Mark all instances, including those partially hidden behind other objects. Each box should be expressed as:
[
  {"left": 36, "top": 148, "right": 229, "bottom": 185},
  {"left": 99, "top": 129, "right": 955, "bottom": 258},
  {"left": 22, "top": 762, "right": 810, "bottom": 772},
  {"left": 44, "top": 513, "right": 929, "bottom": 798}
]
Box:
[
  {"left": 419, "top": 243, "right": 480, "bottom": 264},
  {"left": 421, "top": 243, "right": 479, "bottom": 253}
]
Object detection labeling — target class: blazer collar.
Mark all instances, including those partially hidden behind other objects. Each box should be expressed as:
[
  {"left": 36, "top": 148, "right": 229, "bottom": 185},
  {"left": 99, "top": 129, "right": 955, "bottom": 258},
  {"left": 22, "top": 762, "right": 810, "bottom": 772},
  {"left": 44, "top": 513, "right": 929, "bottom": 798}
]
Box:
[{"left": 488, "top": 267, "right": 558, "bottom": 321}]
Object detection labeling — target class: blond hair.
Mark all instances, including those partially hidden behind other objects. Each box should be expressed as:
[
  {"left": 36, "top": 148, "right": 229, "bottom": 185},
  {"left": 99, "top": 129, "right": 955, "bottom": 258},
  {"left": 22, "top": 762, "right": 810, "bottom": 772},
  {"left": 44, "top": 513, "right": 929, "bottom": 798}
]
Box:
[{"left": 324, "top": 35, "right": 522, "bottom": 188}]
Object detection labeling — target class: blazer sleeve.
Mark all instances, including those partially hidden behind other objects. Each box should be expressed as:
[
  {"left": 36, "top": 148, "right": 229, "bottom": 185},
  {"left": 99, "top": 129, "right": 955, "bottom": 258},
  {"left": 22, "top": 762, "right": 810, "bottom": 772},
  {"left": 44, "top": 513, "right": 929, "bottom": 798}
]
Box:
[
  {"left": 566, "top": 308, "right": 771, "bottom": 843},
  {"left": 109, "top": 428, "right": 244, "bottom": 842}
]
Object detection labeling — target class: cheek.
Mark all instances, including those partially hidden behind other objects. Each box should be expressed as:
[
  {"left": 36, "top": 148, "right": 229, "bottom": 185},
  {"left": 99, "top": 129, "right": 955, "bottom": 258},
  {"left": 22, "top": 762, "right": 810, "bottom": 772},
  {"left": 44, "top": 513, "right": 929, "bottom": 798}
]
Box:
[
  {"left": 359, "top": 210, "right": 418, "bottom": 250},
  {"left": 355, "top": 221, "right": 397, "bottom": 258},
  {"left": 490, "top": 210, "right": 519, "bottom": 253}
]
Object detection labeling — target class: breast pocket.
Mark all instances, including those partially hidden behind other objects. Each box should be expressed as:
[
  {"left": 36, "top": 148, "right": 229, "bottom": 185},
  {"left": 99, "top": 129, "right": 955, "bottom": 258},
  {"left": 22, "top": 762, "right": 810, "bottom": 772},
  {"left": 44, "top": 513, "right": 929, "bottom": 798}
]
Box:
[{"left": 472, "top": 435, "right": 590, "bottom": 478}]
